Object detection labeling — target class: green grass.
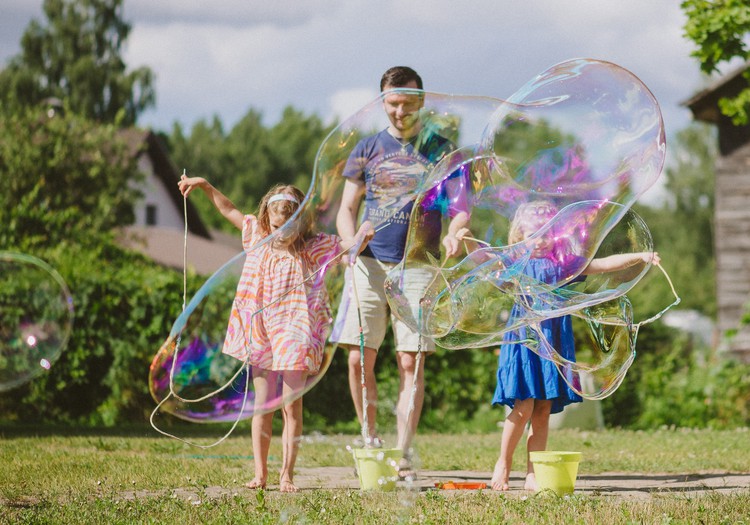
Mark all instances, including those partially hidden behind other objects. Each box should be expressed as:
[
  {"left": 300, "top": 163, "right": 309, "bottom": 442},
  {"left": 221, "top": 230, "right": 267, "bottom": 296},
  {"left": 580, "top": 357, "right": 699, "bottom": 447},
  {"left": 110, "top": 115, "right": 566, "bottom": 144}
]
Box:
[{"left": 1, "top": 426, "right": 749, "bottom": 524}]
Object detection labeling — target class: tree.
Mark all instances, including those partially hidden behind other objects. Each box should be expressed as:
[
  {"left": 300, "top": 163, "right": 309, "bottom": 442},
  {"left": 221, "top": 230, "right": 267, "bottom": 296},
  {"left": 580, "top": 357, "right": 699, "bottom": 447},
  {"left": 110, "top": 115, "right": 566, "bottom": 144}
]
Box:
[
  {"left": 166, "top": 107, "right": 334, "bottom": 232},
  {"left": 0, "top": 0, "right": 154, "bottom": 126},
  {"left": 0, "top": 105, "right": 186, "bottom": 426},
  {"left": 682, "top": 0, "right": 750, "bottom": 124},
  {"left": 633, "top": 123, "right": 716, "bottom": 316},
  {"left": 267, "top": 106, "right": 334, "bottom": 191},
  {"left": 0, "top": 107, "right": 142, "bottom": 252}
]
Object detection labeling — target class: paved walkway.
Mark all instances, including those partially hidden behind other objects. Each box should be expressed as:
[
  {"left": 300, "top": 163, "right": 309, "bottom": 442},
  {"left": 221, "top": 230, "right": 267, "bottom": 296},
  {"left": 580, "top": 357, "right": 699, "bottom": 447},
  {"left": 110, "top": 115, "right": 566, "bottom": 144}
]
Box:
[
  {"left": 136, "top": 468, "right": 749, "bottom": 502},
  {"left": 292, "top": 467, "right": 750, "bottom": 499}
]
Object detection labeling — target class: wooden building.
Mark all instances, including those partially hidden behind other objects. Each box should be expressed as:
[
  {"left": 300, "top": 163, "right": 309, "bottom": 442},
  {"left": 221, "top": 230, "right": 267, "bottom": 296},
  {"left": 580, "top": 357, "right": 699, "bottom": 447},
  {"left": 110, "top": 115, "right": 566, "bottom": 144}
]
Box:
[{"left": 683, "top": 64, "right": 750, "bottom": 362}]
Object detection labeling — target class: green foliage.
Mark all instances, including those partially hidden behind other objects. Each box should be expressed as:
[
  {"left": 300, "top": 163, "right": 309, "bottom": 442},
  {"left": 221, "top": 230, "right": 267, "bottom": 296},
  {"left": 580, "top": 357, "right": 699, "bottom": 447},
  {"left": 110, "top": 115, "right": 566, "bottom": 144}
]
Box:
[
  {"left": 0, "top": 106, "right": 188, "bottom": 424},
  {"left": 633, "top": 123, "right": 716, "bottom": 316},
  {"left": 600, "top": 323, "right": 682, "bottom": 428},
  {"left": 0, "top": 0, "right": 155, "bottom": 126},
  {"left": 601, "top": 322, "right": 750, "bottom": 429},
  {"left": 0, "top": 108, "right": 141, "bottom": 251},
  {"left": 165, "top": 107, "right": 334, "bottom": 232},
  {"left": 635, "top": 334, "right": 750, "bottom": 429},
  {"left": 421, "top": 348, "right": 498, "bottom": 429},
  {"left": 0, "top": 245, "right": 188, "bottom": 425},
  {"left": 682, "top": 0, "right": 750, "bottom": 124}
]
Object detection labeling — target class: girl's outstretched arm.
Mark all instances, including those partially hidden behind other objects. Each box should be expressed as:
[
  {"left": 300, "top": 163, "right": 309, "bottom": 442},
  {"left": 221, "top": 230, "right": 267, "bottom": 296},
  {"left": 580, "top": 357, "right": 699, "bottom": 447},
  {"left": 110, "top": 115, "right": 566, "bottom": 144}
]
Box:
[
  {"left": 583, "top": 251, "right": 660, "bottom": 275},
  {"left": 442, "top": 211, "right": 471, "bottom": 258},
  {"left": 178, "top": 175, "right": 244, "bottom": 230}
]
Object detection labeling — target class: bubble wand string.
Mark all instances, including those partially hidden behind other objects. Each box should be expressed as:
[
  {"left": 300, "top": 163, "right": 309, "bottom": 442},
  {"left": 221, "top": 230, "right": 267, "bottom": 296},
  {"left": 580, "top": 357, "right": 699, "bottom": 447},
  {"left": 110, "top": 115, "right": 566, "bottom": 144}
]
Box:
[
  {"left": 149, "top": 170, "right": 251, "bottom": 448},
  {"left": 633, "top": 261, "right": 680, "bottom": 328},
  {"left": 348, "top": 260, "right": 371, "bottom": 446},
  {"left": 150, "top": 199, "right": 384, "bottom": 447}
]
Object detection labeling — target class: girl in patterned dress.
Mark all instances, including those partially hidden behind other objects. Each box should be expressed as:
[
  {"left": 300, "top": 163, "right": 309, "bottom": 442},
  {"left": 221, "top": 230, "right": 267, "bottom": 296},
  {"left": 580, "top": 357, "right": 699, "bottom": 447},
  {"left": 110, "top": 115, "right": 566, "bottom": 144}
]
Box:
[
  {"left": 455, "top": 201, "right": 659, "bottom": 491},
  {"left": 178, "top": 176, "right": 372, "bottom": 492}
]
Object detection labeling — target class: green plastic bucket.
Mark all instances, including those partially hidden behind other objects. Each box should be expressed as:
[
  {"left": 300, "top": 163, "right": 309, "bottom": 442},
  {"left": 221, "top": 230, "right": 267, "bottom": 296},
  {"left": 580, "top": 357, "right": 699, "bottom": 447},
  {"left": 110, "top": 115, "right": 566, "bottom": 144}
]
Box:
[
  {"left": 529, "top": 451, "right": 582, "bottom": 495},
  {"left": 352, "top": 448, "right": 401, "bottom": 491}
]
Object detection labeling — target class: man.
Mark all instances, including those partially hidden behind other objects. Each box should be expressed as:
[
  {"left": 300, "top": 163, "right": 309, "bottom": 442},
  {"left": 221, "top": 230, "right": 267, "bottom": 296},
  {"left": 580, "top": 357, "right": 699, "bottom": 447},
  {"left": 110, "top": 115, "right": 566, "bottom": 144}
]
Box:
[{"left": 333, "top": 66, "right": 468, "bottom": 475}]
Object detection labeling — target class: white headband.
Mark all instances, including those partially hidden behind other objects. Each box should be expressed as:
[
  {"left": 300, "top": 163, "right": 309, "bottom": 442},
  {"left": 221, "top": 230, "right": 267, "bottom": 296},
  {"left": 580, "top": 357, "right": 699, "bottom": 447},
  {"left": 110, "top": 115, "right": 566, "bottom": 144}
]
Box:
[{"left": 268, "top": 193, "right": 299, "bottom": 205}]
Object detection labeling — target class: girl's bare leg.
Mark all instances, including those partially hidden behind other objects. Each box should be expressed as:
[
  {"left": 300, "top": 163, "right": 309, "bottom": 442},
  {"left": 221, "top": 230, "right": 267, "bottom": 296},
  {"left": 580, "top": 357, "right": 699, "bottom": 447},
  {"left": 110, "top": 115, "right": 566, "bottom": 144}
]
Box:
[
  {"left": 279, "top": 371, "right": 307, "bottom": 493},
  {"left": 247, "top": 369, "right": 276, "bottom": 489},
  {"left": 524, "top": 399, "right": 552, "bottom": 491},
  {"left": 491, "top": 398, "right": 533, "bottom": 491}
]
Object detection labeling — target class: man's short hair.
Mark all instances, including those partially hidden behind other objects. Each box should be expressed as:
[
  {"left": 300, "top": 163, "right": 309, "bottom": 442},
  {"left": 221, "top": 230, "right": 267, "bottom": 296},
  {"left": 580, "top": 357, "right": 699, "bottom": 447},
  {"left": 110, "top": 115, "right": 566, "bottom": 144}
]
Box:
[{"left": 380, "top": 66, "right": 423, "bottom": 91}]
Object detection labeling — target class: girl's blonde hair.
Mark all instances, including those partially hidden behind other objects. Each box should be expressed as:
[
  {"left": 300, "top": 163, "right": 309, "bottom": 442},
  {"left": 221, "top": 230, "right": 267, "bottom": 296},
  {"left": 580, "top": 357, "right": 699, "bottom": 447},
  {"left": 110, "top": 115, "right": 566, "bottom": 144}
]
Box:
[
  {"left": 508, "top": 200, "right": 559, "bottom": 244},
  {"left": 257, "top": 184, "right": 312, "bottom": 252}
]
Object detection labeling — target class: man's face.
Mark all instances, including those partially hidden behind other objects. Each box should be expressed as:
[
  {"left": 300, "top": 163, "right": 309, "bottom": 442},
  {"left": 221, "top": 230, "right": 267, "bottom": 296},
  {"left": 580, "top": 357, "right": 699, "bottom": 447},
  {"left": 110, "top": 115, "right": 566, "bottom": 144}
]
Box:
[{"left": 382, "top": 80, "right": 423, "bottom": 135}]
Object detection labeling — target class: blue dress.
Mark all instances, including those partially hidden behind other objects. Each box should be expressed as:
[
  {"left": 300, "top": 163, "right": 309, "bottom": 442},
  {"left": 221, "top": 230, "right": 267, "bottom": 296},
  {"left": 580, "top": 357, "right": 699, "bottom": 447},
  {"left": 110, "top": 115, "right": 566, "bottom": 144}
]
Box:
[{"left": 492, "top": 256, "right": 583, "bottom": 414}]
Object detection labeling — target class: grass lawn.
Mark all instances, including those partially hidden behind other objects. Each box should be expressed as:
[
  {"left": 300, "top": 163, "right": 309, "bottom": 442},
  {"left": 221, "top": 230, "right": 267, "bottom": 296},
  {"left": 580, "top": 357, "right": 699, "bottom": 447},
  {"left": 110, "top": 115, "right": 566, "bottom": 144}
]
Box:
[{"left": 1, "top": 425, "right": 749, "bottom": 524}]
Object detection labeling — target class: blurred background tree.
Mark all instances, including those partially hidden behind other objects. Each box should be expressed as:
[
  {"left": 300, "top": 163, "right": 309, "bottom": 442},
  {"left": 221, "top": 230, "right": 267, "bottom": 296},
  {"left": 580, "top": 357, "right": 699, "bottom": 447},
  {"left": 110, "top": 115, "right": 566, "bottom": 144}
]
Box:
[
  {"left": 0, "top": 0, "right": 154, "bottom": 126},
  {"left": 165, "top": 107, "right": 333, "bottom": 232}
]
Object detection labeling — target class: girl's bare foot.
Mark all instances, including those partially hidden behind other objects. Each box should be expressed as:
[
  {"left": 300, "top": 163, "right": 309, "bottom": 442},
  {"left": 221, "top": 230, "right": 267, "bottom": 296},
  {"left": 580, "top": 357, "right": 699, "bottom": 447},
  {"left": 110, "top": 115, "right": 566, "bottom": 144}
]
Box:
[
  {"left": 490, "top": 459, "right": 510, "bottom": 491},
  {"left": 279, "top": 478, "right": 299, "bottom": 493},
  {"left": 245, "top": 478, "right": 266, "bottom": 489},
  {"left": 524, "top": 472, "right": 538, "bottom": 491}
]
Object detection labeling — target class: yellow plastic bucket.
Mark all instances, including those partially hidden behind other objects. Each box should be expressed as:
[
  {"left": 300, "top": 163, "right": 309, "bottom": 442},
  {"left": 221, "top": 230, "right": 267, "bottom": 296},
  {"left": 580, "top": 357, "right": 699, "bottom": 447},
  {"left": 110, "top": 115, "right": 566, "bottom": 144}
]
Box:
[
  {"left": 352, "top": 448, "right": 401, "bottom": 491},
  {"left": 530, "top": 451, "right": 581, "bottom": 495}
]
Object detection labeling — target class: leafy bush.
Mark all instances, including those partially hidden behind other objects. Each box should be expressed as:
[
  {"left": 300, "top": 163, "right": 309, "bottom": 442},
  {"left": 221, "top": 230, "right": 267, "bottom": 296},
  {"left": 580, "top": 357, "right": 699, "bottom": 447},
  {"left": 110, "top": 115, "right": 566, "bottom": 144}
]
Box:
[
  {"left": 0, "top": 108, "right": 141, "bottom": 251},
  {"left": 601, "top": 323, "right": 750, "bottom": 429},
  {"left": 0, "top": 242, "right": 190, "bottom": 425}
]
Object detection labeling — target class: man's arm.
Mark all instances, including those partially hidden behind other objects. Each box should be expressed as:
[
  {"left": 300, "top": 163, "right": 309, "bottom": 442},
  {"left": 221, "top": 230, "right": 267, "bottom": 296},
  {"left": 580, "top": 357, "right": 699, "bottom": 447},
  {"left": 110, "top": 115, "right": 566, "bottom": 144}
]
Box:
[{"left": 336, "top": 178, "right": 366, "bottom": 244}]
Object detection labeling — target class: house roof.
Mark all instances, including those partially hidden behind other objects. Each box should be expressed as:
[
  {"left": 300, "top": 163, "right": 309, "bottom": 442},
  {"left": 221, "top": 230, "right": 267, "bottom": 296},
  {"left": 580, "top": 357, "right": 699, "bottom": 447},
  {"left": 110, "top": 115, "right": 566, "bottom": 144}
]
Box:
[
  {"left": 118, "top": 128, "right": 211, "bottom": 239},
  {"left": 116, "top": 128, "right": 244, "bottom": 274},
  {"left": 682, "top": 62, "right": 750, "bottom": 123},
  {"left": 117, "top": 225, "right": 242, "bottom": 275}
]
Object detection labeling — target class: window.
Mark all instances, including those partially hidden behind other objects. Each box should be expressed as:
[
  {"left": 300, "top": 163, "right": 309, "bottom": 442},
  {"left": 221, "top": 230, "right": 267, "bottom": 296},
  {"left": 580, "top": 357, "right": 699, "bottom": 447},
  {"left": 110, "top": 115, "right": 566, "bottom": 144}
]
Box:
[{"left": 145, "top": 204, "right": 158, "bottom": 226}]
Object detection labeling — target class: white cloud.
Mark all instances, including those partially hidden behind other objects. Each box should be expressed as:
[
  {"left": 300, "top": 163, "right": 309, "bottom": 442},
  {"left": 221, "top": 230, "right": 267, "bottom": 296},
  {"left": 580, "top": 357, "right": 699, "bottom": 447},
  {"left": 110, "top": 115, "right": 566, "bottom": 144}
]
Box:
[
  {"left": 123, "top": 0, "right": 350, "bottom": 28},
  {"left": 326, "top": 87, "right": 379, "bottom": 124},
  {"left": 3, "top": 0, "right": 707, "bottom": 140}
]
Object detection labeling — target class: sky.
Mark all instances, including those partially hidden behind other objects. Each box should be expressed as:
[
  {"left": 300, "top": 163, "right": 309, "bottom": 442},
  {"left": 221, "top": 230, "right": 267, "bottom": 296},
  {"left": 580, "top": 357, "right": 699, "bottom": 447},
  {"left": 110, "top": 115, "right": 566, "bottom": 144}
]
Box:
[{"left": 0, "top": 1, "right": 719, "bottom": 201}]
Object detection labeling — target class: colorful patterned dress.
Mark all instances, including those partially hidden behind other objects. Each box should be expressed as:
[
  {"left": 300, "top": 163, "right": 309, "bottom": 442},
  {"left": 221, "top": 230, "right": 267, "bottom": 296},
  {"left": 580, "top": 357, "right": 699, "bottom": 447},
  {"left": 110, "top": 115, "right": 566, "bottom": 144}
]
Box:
[{"left": 221, "top": 215, "right": 340, "bottom": 373}]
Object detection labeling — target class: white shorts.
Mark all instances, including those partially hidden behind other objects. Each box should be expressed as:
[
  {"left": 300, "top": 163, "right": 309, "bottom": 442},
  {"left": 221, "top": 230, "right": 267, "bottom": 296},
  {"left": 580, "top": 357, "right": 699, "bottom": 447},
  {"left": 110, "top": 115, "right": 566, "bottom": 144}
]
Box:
[{"left": 331, "top": 256, "right": 436, "bottom": 353}]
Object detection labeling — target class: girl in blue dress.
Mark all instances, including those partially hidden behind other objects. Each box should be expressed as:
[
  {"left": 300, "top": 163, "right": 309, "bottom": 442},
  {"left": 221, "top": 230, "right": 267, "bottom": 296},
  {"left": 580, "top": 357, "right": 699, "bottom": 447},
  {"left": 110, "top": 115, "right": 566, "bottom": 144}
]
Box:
[{"left": 459, "top": 201, "right": 659, "bottom": 491}]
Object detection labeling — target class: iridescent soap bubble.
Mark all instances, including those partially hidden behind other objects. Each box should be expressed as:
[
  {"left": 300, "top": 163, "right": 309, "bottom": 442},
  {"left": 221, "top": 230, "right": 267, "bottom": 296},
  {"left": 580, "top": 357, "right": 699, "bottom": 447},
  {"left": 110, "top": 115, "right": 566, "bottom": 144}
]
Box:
[
  {"left": 384, "top": 59, "right": 668, "bottom": 399},
  {"left": 151, "top": 58, "right": 671, "bottom": 425},
  {"left": 149, "top": 252, "right": 340, "bottom": 423},
  {"left": 150, "top": 81, "right": 504, "bottom": 424},
  {"left": 0, "top": 252, "right": 73, "bottom": 392}
]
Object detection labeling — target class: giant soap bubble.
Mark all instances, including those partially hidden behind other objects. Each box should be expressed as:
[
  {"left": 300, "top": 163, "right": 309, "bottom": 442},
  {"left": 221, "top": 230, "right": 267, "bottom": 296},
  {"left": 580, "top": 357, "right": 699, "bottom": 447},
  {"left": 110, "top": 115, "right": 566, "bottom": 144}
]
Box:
[
  {"left": 150, "top": 58, "right": 671, "bottom": 428},
  {"left": 0, "top": 252, "right": 73, "bottom": 391},
  {"left": 385, "top": 58, "right": 669, "bottom": 399},
  {"left": 148, "top": 85, "right": 487, "bottom": 424}
]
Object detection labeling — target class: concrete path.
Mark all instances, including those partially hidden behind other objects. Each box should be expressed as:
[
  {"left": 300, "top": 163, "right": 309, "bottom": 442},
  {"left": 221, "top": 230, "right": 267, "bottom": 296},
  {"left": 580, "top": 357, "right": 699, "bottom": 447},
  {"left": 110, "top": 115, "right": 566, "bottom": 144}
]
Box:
[
  {"left": 292, "top": 466, "right": 750, "bottom": 499},
  {"left": 120, "top": 467, "right": 749, "bottom": 502}
]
